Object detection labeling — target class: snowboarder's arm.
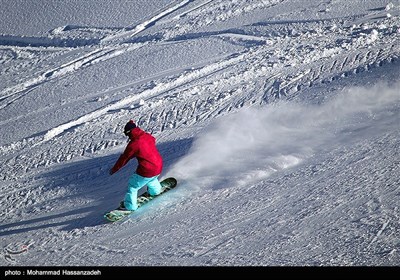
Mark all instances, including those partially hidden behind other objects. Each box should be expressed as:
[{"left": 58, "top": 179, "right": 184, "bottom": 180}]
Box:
[{"left": 110, "top": 143, "right": 136, "bottom": 174}]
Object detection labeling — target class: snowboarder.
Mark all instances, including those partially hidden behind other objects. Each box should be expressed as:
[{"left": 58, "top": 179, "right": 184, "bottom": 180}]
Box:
[{"left": 109, "top": 120, "right": 163, "bottom": 211}]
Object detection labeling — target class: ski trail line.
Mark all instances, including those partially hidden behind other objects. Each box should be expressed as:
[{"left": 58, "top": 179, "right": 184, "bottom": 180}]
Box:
[
  {"left": 100, "top": 0, "right": 191, "bottom": 44},
  {"left": 37, "top": 51, "right": 246, "bottom": 145},
  {"left": 0, "top": 0, "right": 190, "bottom": 109}
]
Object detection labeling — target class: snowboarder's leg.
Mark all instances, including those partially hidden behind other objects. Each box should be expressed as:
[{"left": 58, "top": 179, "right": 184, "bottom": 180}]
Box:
[
  {"left": 146, "top": 175, "right": 162, "bottom": 196},
  {"left": 124, "top": 173, "right": 149, "bottom": 210}
]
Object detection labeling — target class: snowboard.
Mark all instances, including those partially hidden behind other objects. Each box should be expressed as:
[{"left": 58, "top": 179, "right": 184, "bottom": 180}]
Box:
[{"left": 104, "top": 177, "right": 177, "bottom": 222}]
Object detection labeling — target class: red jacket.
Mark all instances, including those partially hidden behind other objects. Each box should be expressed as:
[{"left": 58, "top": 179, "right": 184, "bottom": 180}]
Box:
[{"left": 110, "top": 127, "right": 163, "bottom": 177}]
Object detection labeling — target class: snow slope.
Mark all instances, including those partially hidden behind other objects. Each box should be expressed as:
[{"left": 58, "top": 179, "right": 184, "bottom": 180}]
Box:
[{"left": 0, "top": 0, "right": 399, "bottom": 267}]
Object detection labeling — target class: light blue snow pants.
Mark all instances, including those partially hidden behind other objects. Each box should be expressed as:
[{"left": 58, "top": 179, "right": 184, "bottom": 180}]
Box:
[{"left": 124, "top": 173, "right": 162, "bottom": 211}]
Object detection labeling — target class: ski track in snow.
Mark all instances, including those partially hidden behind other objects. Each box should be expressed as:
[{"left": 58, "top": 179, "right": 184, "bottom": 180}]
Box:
[{"left": 0, "top": 0, "right": 399, "bottom": 266}]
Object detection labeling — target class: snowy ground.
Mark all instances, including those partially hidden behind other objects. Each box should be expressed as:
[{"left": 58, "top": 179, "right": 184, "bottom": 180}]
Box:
[{"left": 0, "top": 0, "right": 399, "bottom": 267}]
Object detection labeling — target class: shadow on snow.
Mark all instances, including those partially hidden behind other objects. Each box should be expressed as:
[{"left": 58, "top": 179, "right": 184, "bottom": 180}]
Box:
[{"left": 0, "top": 138, "right": 193, "bottom": 237}]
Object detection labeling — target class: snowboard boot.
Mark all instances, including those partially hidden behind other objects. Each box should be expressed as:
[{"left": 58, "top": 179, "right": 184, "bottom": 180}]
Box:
[{"left": 118, "top": 201, "right": 127, "bottom": 210}]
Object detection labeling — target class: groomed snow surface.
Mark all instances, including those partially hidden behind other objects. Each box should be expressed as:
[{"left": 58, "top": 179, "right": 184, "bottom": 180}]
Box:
[{"left": 0, "top": 0, "right": 399, "bottom": 269}]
